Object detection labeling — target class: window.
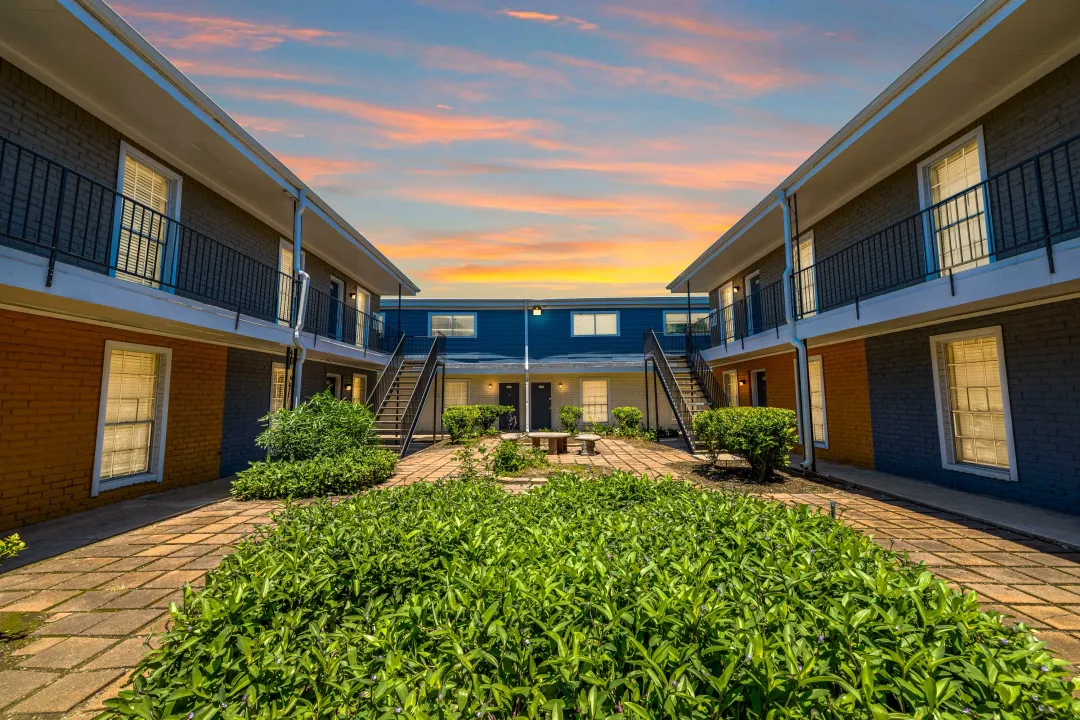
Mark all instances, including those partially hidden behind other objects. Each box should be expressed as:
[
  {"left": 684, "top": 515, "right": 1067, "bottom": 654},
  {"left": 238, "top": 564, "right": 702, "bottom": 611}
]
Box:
[
  {"left": 930, "top": 328, "right": 1015, "bottom": 480},
  {"left": 270, "top": 362, "right": 293, "bottom": 414},
  {"left": 115, "top": 145, "right": 181, "bottom": 287},
  {"left": 351, "top": 374, "right": 367, "bottom": 405},
  {"left": 718, "top": 282, "right": 735, "bottom": 341},
  {"left": 430, "top": 313, "right": 476, "bottom": 338},
  {"left": 354, "top": 289, "right": 371, "bottom": 347},
  {"left": 325, "top": 373, "right": 342, "bottom": 399},
  {"left": 581, "top": 379, "right": 609, "bottom": 423},
  {"left": 919, "top": 129, "right": 989, "bottom": 274},
  {"left": 445, "top": 380, "right": 469, "bottom": 407},
  {"left": 808, "top": 356, "right": 828, "bottom": 448},
  {"left": 94, "top": 342, "right": 171, "bottom": 495},
  {"left": 572, "top": 312, "right": 619, "bottom": 336},
  {"left": 794, "top": 231, "right": 817, "bottom": 316},
  {"left": 278, "top": 240, "right": 305, "bottom": 326},
  {"left": 722, "top": 370, "right": 739, "bottom": 407},
  {"left": 664, "top": 311, "right": 710, "bottom": 335}
]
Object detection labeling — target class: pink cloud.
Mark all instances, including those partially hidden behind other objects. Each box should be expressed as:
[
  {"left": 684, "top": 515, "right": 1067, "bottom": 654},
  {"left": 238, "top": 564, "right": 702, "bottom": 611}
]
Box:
[
  {"left": 276, "top": 155, "right": 375, "bottom": 184},
  {"left": 172, "top": 59, "right": 338, "bottom": 85},
  {"left": 545, "top": 54, "right": 727, "bottom": 100},
  {"left": 604, "top": 6, "right": 776, "bottom": 42},
  {"left": 498, "top": 9, "right": 598, "bottom": 31},
  {"left": 113, "top": 6, "right": 344, "bottom": 52},
  {"left": 421, "top": 46, "right": 569, "bottom": 86}
]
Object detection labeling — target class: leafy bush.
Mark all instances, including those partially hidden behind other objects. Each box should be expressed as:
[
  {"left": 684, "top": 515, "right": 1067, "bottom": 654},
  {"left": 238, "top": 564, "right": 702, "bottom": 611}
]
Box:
[
  {"left": 258, "top": 391, "right": 378, "bottom": 461},
  {"left": 231, "top": 448, "right": 398, "bottom": 499},
  {"left": 0, "top": 533, "right": 25, "bottom": 567},
  {"left": 490, "top": 439, "right": 547, "bottom": 475},
  {"left": 103, "top": 473, "right": 1077, "bottom": 720},
  {"left": 611, "top": 406, "right": 644, "bottom": 438},
  {"left": 559, "top": 404, "right": 583, "bottom": 433},
  {"left": 694, "top": 406, "right": 798, "bottom": 480},
  {"left": 443, "top": 404, "right": 513, "bottom": 442}
]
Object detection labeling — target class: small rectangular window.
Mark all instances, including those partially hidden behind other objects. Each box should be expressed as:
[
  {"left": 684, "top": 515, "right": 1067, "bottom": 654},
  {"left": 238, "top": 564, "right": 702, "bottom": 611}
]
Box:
[
  {"left": 94, "top": 342, "right": 171, "bottom": 495},
  {"left": 572, "top": 312, "right": 619, "bottom": 336},
  {"left": 931, "top": 328, "right": 1015, "bottom": 480},
  {"left": 664, "top": 311, "right": 710, "bottom": 335},
  {"left": 581, "top": 379, "right": 609, "bottom": 423},
  {"left": 430, "top": 313, "right": 476, "bottom": 338},
  {"left": 270, "top": 362, "right": 293, "bottom": 414},
  {"left": 351, "top": 373, "right": 367, "bottom": 405},
  {"left": 808, "top": 356, "right": 827, "bottom": 447},
  {"left": 445, "top": 380, "right": 469, "bottom": 407},
  {"left": 722, "top": 370, "right": 739, "bottom": 407},
  {"left": 795, "top": 231, "right": 817, "bottom": 317}
]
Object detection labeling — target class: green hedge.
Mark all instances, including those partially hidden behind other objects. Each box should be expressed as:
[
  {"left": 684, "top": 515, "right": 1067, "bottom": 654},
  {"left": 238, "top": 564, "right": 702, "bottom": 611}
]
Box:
[
  {"left": 102, "top": 472, "right": 1078, "bottom": 719},
  {"left": 490, "top": 439, "right": 547, "bottom": 475},
  {"left": 231, "top": 448, "right": 398, "bottom": 500},
  {"left": 258, "top": 391, "right": 378, "bottom": 461},
  {"left": 559, "top": 405, "right": 583, "bottom": 433},
  {"left": 693, "top": 406, "right": 798, "bottom": 480},
  {"left": 611, "top": 406, "right": 644, "bottom": 437},
  {"left": 443, "top": 404, "right": 513, "bottom": 442}
]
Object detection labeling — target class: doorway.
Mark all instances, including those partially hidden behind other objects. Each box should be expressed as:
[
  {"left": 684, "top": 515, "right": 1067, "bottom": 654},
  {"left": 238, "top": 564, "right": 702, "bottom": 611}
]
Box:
[
  {"left": 325, "top": 373, "right": 342, "bottom": 399},
  {"left": 751, "top": 369, "right": 767, "bottom": 407},
  {"left": 328, "top": 276, "right": 344, "bottom": 339},
  {"left": 499, "top": 383, "right": 520, "bottom": 431},
  {"left": 530, "top": 382, "right": 552, "bottom": 430},
  {"left": 745, "top": 271, "right": 762, "bottom": 335}
]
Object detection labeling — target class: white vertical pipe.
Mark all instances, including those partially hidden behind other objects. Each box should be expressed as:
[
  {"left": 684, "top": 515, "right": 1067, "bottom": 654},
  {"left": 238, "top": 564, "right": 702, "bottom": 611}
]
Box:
[
  {"left": 290, "top": 189, "right": 308, "bottom": 409},
  {"left": 523, "top": 301, "right": 531, "bottom": 432},
  {"left": 780, "top": 188, "right": 815, "bottom": 471}
]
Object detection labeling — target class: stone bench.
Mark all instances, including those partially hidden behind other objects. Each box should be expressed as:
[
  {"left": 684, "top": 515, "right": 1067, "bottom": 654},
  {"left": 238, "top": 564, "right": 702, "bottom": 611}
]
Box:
[{"left": 576, "top": 434, "right": 602, "bottom": 456}]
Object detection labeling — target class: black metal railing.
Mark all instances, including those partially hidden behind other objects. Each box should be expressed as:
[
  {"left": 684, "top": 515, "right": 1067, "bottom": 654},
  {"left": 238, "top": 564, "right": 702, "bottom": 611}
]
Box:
[
  {"left": 709, "top": 279, "right": 786, "bottom": 348},
  {"left": 370, "top": 335, "right": 407, "bottom": 416},
  {"left": 0, "top": 133, "right": 395, "bottom": 351},
  {"left": 644, "top": 330, "right": 694, "bottom": 450},
  {"left": 398, "top": 334, "right": 445, "bottom": 457},
  {"left": 686, "top": 331, "right": 724, "bottom": 408},
  {"left": 793, "top": 134, "right": 1080, "bottom": 318}
]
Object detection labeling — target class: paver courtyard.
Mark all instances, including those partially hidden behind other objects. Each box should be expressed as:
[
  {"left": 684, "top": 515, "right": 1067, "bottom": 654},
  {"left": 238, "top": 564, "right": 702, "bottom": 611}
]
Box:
[{"left": 0, "top": 440, "right": 1077, "bottom": 717}]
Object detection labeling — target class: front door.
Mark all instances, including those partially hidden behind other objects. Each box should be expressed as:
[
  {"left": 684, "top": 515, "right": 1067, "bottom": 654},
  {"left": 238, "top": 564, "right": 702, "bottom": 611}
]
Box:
[
  {"left": 325, "top": 373, "right": 342, "bottom": 399},
  {"left": 746, "top": 273, "right": 762, "bottom": 335},
  {"left": 328, "top": 277, "right": 344, "bottom": 339},
  {"left": 530, "top": 383, "right": 552, "bottom": 431},
  {"left": 753, "top": 370, "right": 768, "bottom": 407},
  {"left": 499, "top": 383, "right": 520, "bottom": 431}
]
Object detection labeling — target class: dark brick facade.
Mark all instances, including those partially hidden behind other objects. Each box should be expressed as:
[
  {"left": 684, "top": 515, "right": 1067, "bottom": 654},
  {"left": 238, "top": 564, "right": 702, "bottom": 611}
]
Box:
[
  {"left": 866, "top": 298, "right": 1080, "bottom": 514},
  {"left": 219, "top": 348, "right": 280, "bottom": 476}
]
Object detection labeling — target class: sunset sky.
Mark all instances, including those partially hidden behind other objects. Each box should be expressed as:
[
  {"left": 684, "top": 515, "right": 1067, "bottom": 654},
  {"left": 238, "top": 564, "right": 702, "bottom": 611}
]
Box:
[{"left": 116, "top": 0, "right": 978, "bottom": 298}]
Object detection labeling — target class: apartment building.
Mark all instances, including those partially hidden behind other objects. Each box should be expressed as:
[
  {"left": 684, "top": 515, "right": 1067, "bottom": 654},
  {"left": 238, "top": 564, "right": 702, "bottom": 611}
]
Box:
[
  {"left": 669, "top": 0, "right": 1080, "bottom": 514},
  {"left": 0, "top": 0, "right": 419, "bottom": 530},
  {"left": 393, "top": 297, "right": 710, "bottom": 434}
]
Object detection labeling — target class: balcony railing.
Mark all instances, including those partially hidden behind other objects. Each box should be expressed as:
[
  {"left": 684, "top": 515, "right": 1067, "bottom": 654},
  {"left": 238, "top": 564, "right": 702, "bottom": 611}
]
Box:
[
  {"left": 793, "top": 134, "right": 1080, "bottom": 319},
  {"left": 708, "top": 279, "right": 785, "bottom": 348},
  {"left": 0, "top": 134, "right": 396, "bottom": 352}
]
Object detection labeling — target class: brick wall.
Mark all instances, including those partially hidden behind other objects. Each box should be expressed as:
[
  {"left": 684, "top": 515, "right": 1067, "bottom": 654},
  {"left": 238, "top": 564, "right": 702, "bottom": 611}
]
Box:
[
  {"left": 718, "top": 246, "right": 787, "bottom": 297},
  {"left": 0, "top": 309, "right": 226, "bottom": 531},
  {"left": 866, "top": 298, "right": 1080, "bottom": 514},
  {"left": 219, "top": 348, "right": 279, "bottom": 476}
]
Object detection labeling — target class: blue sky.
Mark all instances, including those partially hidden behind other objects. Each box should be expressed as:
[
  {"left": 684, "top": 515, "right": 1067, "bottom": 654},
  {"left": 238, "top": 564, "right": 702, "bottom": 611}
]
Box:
[{"left": 115, "top": 0, "right": 979, "bottom": 297}]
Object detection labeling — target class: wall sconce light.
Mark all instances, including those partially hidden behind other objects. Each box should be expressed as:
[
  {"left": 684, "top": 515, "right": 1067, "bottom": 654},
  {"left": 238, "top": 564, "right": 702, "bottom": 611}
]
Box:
[
  {"left": 733, "top": 287, "right": 740, "bottom": 294},
  {"left": 558, "top": 382, "right": 563, "bottom": 388},
  {"left": 349, "top": 292, "right": 356, "bottom": 299},
  {"left": 344, "top": 384, "right": 352, "bottom": 391},
  {"left": 532, "top": 307, "right": 542, "bottom": 316},
  {"left": 488, "top": 384, "right": 493, "bottom": 389},
  {"left": 738, "top": 379, "right": 746, "bottom": 386}
]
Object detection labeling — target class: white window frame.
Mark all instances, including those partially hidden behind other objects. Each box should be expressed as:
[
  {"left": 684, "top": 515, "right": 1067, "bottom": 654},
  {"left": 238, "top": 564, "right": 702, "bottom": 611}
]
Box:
[
  {"left": 580, "top": 378, "right": 610, "bottom": 423},
  {"left": 113, "top": 143, "right": 183, "bottom": 287},
  {"left": 794, "top": 230, "right": 817, "bottom": 317},
  {"left": 351, "top": 373, "right": 367, "bottom": 405},
  {"left": 719, "top": 281, "right": 735, "bottom": 341},
  {"left": 117, "top": 142, "right": 183, "bottom": 218},
  {"left": 929, "top": 326, "right": 1017, "bottom": 482},
  {"left": 270, "top": 361, "right": 293, "bottom": 413},
  {"left": 277, "top": 239, "right": 306, "bottom": 326},
  {"left": 445, "top": 379, "right": 470, "bottom": 407},
  {"left": 92, "top": 340, "right": 173, "bottom": 497},
  {"left": 663, "top": 310, "right": 709, "bottom": 335},
  {"left": 917, "top": 127, "right": 991, "bottom": 273},
  {"left": 807, "top": 355, "right": 829, "bottom": 449},
  {"left": 429, "top": 312, "right": 477, "bottom": 338},
  {"left": 571, "top": 311, "right": 620, "bottom": 337},
  {"left": 325, "top": 372, "right": 342, "bottom": 399},
  {"left": 722, "top": 370, "right": 739, "bottom": 407},
  {"left": 743, "top": 270, "right": 761, "bottom": 331}
]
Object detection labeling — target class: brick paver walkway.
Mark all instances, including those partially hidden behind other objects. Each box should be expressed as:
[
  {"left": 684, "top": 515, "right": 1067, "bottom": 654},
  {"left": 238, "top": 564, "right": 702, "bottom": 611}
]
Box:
[{"left": 1, "top": 441, "right": 1076, "bottom": 716}]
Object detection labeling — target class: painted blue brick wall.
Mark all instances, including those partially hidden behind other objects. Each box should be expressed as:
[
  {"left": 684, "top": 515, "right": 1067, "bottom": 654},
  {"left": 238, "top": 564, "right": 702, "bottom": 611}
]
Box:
[
  {"left": 220, "top": 348, "right": 277, "bottom": 476},
  {"left": 529, "top": 307, "right": 682, "bottom": 360},
  {"left": 866, "top": 298, "right": 1080, "bottom": 515},
  {"left": 398, "top": 309, "right": 527, "bottom": 361}
]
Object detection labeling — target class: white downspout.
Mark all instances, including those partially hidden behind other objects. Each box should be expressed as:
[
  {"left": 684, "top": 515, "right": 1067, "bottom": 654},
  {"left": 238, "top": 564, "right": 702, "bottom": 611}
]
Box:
[
  {"left": 290, "top": 189, "right": 309, "bottom": 409},
  {"left": 779, "top": 188, "right": 815, "bottom": 471},
  {"left": 523, "top": 301, "right": 531, "bottom": 432}
]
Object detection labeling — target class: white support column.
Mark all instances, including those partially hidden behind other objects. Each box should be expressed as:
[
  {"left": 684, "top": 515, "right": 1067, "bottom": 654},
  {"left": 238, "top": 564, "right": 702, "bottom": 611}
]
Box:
[
  {"left": 780, "top": 188, "right": 815, "bottom": 470},
  {"left": 290, "top": 189, "right": 309, "bottom": 410}
]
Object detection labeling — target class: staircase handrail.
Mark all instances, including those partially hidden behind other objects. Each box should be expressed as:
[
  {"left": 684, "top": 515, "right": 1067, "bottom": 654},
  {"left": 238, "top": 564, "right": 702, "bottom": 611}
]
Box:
[
  {"left": 644, "top": 329, "right": 695, "bottom": 451},
  {"left": 398, "top": 333, "right": 445, "bottom": 457},
  {"left": 685, "top": 331, "right": 723, "bottom": 408},
  {"left": 370, "top": 334, "right": 407, "bottom": 416}
]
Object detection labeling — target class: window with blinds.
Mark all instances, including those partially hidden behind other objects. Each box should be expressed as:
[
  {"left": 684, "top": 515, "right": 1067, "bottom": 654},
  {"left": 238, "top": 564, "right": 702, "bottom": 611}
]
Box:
[
  {"left": 581, "top": 379, "right": 609, "bottom": 423},
  {"left": 795, "top": 231, "right": 817, "bottom": 316},
  {"left": 430, "top": 314, "right": 476, "bottom": 337},
  {"left": 719, "top": 282, "right": 735, "bottom": 340},
  {"left": 723, "top": 370, "right": 739, "bottom": 407},
  {"left": 663, "top": 311, "right": 709, "bottom": 335},
  {"left": 924, "top": 135, "right": 988, "bottom": 273},
  {"left": 940, "top": 335, "right": 1010, "bottom": 471},
  {"left": 351, "top": 374, "right": 367, "bottom": 405},
  {"left": 808, "top": 356, "right": 828, "bottom": 447},
  {"left": 99, "top": 347, "right": 166, "bottom": 483},
  {"left": 445, "top": 380, "right": 469, "bottom": 407},
  {"left": 572, "top": 312, "right": 618, "bottom": 336},
  {"left": 117, "top": 151, "right": 176, "bottom": 286}
]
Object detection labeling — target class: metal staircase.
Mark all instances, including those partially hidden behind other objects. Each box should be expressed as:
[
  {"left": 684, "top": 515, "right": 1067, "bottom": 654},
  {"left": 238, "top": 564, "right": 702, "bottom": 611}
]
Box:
[
  {"left": 371, "top": 335, "right": 445, "bottom": 456},
  {"left": 644, "top": 330, "right": 722, "bottom": 453}
]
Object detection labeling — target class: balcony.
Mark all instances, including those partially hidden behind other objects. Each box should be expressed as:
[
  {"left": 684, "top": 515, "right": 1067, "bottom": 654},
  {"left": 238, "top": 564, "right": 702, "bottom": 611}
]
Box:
[
  {"left": 0, "top": 134, "right": 397, "bottom": 354},
  {"left": 707, "top": 279, "right": 786, "bottom": 349},
  {"left": 793, "top": 134, "right": 1080, "bottom": 320}
]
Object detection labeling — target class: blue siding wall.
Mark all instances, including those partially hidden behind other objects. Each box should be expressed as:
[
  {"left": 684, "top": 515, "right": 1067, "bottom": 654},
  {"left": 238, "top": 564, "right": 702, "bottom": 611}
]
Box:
[
  {"left": 529, "top": 307, "right": 678, "bottom": 360},
  {"left": 399, "top": 308, "right": 527, "bottom": 361},
  {"left": 866, "top": 299, "right": 1080, "bottom": 515}
]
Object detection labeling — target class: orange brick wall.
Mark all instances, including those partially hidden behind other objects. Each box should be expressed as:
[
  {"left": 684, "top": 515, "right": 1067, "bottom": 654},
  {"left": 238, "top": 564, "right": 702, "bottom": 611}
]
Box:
[
  {"left": 711, "top": 339, "right": 874, "bottom": 469},
  {"left": 0, "top": 309, "right": 227, "bottom": 531}
]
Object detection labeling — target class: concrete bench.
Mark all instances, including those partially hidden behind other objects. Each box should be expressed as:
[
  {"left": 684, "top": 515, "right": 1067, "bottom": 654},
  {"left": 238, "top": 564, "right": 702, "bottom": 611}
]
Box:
[{"left": 576, "top": 433, "right": 602, "bottom": 456}]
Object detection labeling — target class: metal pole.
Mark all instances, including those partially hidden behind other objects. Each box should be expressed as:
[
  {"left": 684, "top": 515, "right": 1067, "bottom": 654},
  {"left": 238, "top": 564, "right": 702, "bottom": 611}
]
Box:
[
  {"left": 440, "top": 361, "right": 446, "bottom": 439},
  {"left": 432, "top": 367, "right": 438, "bottom": 443},
  {"left": 686, "top": 280, "right": 691, "bottom": 337},
  {"left": 644, "top": 358, "right": 651, "bottom": 431},
  {"left": 46, "top": 169, "right": 68, "bottom": 288},
  {"left": 651, "top": 359, "right": 659, "bottom": 429},
  {"left": 397, "top": 283, "right": 402, "bottom": 337}
]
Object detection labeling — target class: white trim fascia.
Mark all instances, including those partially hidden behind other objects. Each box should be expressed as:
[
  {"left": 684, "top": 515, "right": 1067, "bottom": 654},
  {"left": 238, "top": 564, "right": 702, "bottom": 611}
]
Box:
[
  {"left": 668, "top": 198, "right": 782, "bottom": 290},
  {"left": 928, "top": 325, "right": 1018, "bottom": 482},
  {"left": 92, "top": 340, "right": 172, "bottom": 497}
]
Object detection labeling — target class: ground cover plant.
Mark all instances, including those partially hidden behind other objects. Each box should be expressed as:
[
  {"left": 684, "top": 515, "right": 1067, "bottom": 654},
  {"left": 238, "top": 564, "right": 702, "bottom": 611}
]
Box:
[
  {"left": 560, "top": 405, "right": 583, "bottom": 433},
  {"left": 443, "top": 404, "right": 514, "bottom": 442},
  {"left": 0, "top": 533, "right": 23, "bottom": 567},
  {"left": 231, "top": 449, "right": 398, "bottom": 500},
  {"left": 105, "top": 473, "right": 1077, "bottom": 719},
  {"left": 490, "top": 439, "right": 548, "bottom": 475},
  {"left": 694, "top": 407, "right": 798, "bottom": 481}
]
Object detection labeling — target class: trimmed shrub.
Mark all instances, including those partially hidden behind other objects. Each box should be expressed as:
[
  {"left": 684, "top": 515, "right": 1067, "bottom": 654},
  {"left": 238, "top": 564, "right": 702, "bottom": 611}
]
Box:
[
  {"left": 693, "top": 406, "right": 797, "bottom": 480},
  {"left": 0, "top": 533, "right": 25, "bottom": 567},
  {"left": 258, "top": 391, "right": 378, "bottom": 462},
  {"left": 490, "top": 439, "right": 547, "bottom": 475},
  {"left": 443, "top": 405, "right": 513, "bottom": 442},
  {"left": 611, "top": 406, "right": 644, "bottom": 437},
  {"left": 231, "top": 448, "right": 398, "bottom": 500},
  {"left": 103, "top": 473, "right": 1079, "bottom": 719},
  {"left": 559, "top": 405, "right": 583, "bottom": 433}
]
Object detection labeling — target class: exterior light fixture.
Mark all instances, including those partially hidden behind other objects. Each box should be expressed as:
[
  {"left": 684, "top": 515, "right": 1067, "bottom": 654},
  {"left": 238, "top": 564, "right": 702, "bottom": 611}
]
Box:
[
  {"left": 349, "top": 292, "right": 356, "bottom": 299},
  {"left": 344, "top": 384, "right": 352, "bottom": 391},
  {"left": 532, "top": 306, "right": 542, "bottom": 316},
  {"left": 488, "top": 384, "right": 493, "bottom": 389},
  {"left": 739, "top": 379, "right": 746, "bottom": 386}
]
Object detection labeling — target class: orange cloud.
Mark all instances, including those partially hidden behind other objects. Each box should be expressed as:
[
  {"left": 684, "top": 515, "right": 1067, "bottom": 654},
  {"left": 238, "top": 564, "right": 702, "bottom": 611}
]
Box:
[
  {"left": 421, "top": 46, "right": 569, "bottom": 86},
  {"left": 113, "top": 6, "right": 343, "bottom": 51},
  {"left": 513, "top": 156, "right": 794, "bottom": 191},
  {"left": 172, "top": 59, "right": 337, "bottom": 84},
  {"left": 498, "top": 9, "right": 598, "bottom": 30},
  {"left": 226, "top": 88, "right": 559, "bottom": 147},
  {"left": 639, "top": 41, "right": 797, "bottom": 93},
  {"left": 605, "top": 6, "right": 775, "bottom": 42},
  {"left": 545, "top": 54, "right": 727, "bottom": 100},
  {"left": 276, "top": 155, "right": 375, "bottom": 184}
]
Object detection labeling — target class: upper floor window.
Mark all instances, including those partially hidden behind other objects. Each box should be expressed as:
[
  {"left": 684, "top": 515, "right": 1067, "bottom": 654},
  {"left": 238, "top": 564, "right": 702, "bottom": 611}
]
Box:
[
  {"left": 430, "top": 313, "right": 476, "bottom": 337},
  {"left": 794, "top": 231, "right": 817, "bottom": 317},
  {"left": 664, "top": 310, "right": 709, "bottom": 335},
  {"left": 572, "top": 312, "right": 618, "bottom": 337},
  {"left": 445, "top": 379, "right": 470, "bottom": 407},
  {"left": 115, "top": 144, "right": 181, "bottom": 287},
  {"left": 918, "top": 128, "right": 989, "bottom": 274}
]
